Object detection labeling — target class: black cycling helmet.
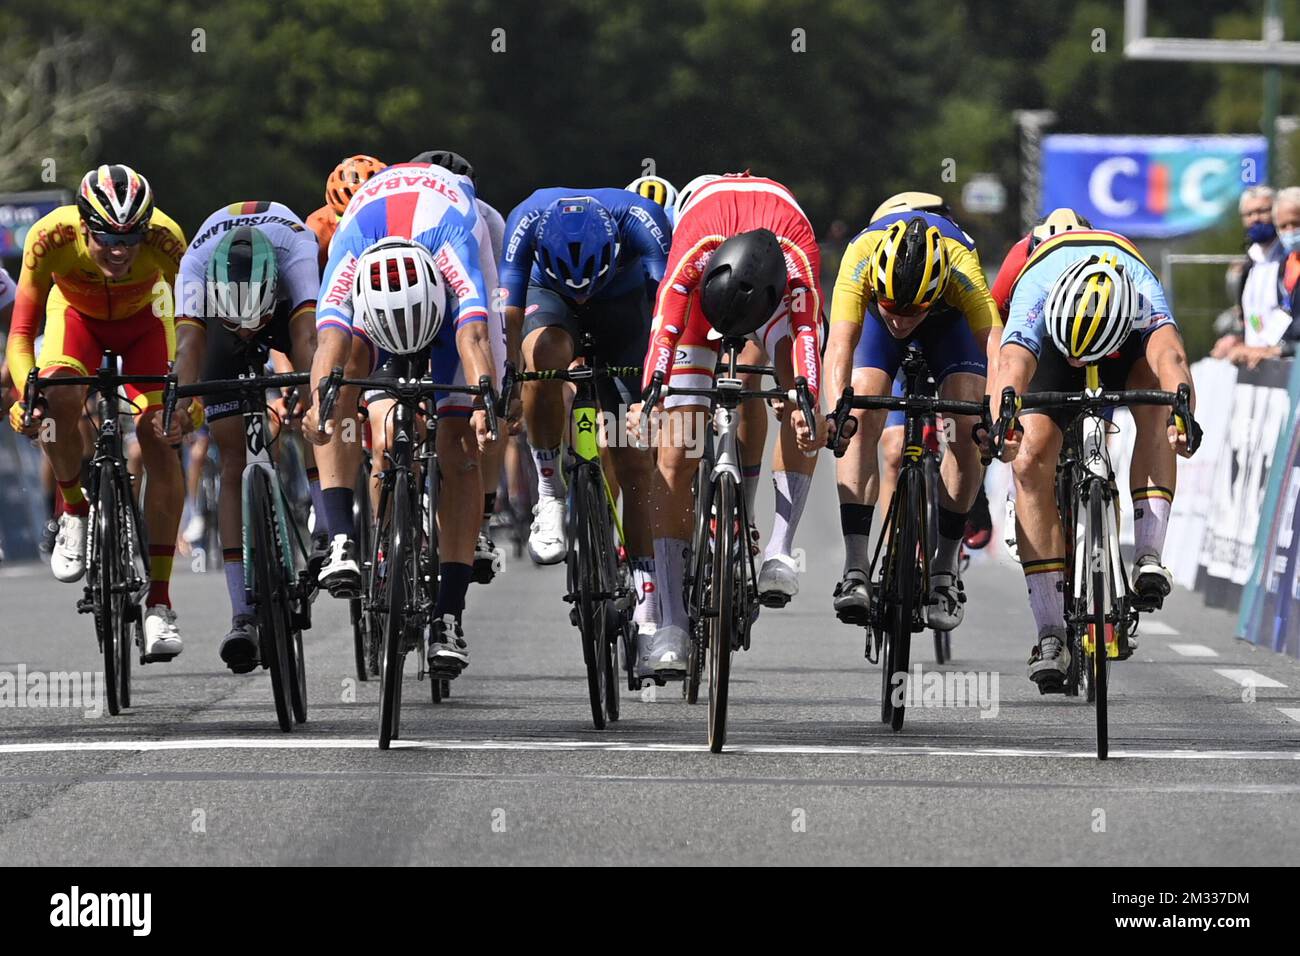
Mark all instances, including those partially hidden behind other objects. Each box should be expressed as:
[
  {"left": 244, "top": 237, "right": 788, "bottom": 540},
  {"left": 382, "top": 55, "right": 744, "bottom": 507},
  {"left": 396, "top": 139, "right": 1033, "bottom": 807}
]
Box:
[
  {"left": 410, "top": 149, "right": 476, "bottom": 184},
  {"left": 699, "top": 229, "right": 788, "bottom": 338}
]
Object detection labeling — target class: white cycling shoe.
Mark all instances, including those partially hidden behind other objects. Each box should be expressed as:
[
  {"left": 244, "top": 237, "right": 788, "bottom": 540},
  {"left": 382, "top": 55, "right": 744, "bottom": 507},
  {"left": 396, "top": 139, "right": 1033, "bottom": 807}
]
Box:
[
  {"left": 528, "top": 496, "right": 567, "bottom": 565},
  {"left": 51, "top": 513, "right": 88, "bottom": 583},
  {"left": 635, "top": 623, "right": 659, "bottom": 679},
  {"left": 758, "top": 554, "right": 799, "bottom": 607},
  {"left": 649, "top": 625, "right": 690, "bottom": 675},
  {"left": 143, "top": 606, "right": 184, "bottom": 662}
]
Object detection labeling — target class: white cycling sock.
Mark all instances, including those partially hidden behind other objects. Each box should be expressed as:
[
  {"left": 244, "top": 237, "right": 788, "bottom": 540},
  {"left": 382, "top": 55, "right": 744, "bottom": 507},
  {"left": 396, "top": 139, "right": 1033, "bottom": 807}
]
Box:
[
  {"left": 1024, "top": 562, "right": 1067, "bottom": 637},
  {"left": 1132, "top": 486, "right": 1173, "bottom": 563},
  {"left": 742, "top": 463, "right": 762, "bottom": 519},
  {"left": 630, "top": 556, "right": 658, "bottom": 627},
  {"left": 764, "top": 470, "right": 811, "bottom": 561},
  {"left": 530, "top": 445, "right": 564, "bottom": 499},
  {"left": 653, "top": 537, "right": 689, "bottom": 633}
]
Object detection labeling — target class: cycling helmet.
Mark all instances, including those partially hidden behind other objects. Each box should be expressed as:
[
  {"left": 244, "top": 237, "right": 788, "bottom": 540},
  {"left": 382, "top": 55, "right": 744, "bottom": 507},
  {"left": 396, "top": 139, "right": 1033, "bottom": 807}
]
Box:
[
  {"left": 77, "top": 164, "right": 154, "bottom": 237},
  {"left": 869, "top": 216, "right": 950, "bottom": 312},
  {"left": 870, "top": 191, "right": 949, "bottom": 223},
  {"left": 1029, "top": 207, "right": 1092, "bottom": 252},
  {"left": 326, "top": 155, "right": 386, "bottom": 216},
  {"left": 205, "top": 226, "right": 279, "bottom": 331},
  {"left": 352, "top": 238, "right": 448, "bottom": 354},
  {"left": 674, "top": 174, "right": 721, "bottom": 220},
  {"left": 626, "top": 175, "right": 677, "bottom": 209},
  {"left": 410, "top": 149, "right": 475, "bottom": 184},
  {"left": 699, "top": 229, "right": 789, "bottom": 338},
  {"left": 1045, "top": 254, "right": 1140, "bottom": 363},
  {"left": 534, "top": 197, "right": 619, "bottom": 297}
]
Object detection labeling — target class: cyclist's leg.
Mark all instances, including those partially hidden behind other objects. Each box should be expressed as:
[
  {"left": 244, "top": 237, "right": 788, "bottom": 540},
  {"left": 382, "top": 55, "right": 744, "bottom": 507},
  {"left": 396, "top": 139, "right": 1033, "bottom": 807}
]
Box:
[
  {"left": 313, "top": 332, "right": 371, "bottom": 593},
  {"left": 474, "top": 260, "right": 508, "bottom": 581},
  {"left": 119, "top": 304, "right": 184, "bottom": 657},
  {"left": 429, "top": 333, "right": 480, "bottom": 671},
  {"left": 1119, "top": 336, "right": 1176, "bottom": 605},
  {"left": 33, "top": 292, "right": 96, "bottom": 581},
  {"left": 736, "top": 337, "right": 768, "bottom": 523},
  {"left": 593, "top": 290, "right": 657, "bottom": 629},
  {"left": 520, "top": 286, "right": 576, "bottom": 564},
  {"left": 647, "top": 301, "right": 714, "bottom": 672},
  {"left": 759, "top": 327, "right": 816, "bottom": 600},
  {"left": 1015, "top": 347, "right": 1075, "bottom": 684},
  {"left": 918, "top": 312, "right": 987, "bottom": 628},
  {"left": 834, "top": 316, "right": 901, "bottom": 613}
]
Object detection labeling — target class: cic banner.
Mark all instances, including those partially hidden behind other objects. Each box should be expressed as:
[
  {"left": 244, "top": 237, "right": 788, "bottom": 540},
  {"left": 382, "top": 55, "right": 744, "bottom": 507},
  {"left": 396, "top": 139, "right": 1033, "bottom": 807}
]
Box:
[{"left": 1041, "top": 135, "right": 1267, "bottom": 238}]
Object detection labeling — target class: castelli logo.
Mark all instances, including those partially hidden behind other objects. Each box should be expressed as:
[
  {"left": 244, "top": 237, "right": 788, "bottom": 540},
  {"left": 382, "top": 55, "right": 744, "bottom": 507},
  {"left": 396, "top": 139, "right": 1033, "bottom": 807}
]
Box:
[{"left": 24, "top": 223, "right": 78, "bottom": 269}]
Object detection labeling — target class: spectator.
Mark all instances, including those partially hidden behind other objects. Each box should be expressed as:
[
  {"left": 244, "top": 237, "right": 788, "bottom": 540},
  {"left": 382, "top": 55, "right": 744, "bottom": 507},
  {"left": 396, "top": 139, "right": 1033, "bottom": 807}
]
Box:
[
  {"left": 1212, "top": 185, "right": 1280, "bottom": 361},
  {"left": 1222, "top": 186, "right": 1300, "bottom": 368}
]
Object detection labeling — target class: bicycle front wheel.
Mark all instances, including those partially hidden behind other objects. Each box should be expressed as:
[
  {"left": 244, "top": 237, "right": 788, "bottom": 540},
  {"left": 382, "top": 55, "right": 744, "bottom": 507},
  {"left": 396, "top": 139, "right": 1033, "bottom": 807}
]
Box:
[
  {"left": 378, "top": 470, "right": 414, "bottom": 749},
  {"left": 249, "top": 469, "right": 295, "bottom": 733},
  {"left": 707, "top": 475, "right": 737, "bottom": 753},
  {"left": 94, "top": 467, "right": 128, "bottom": 716},
  {"left": 351, "top": 461, "right": 374, "bottom": 682},
  {"left": 883, "top": 470, "right": 921, "bottom": 732},
  {"left": 571, "top": 467, "right": 612, "bottom": 729},
  {"left": 1089, "top": 491, "right": 1109, "bottom": 759}
]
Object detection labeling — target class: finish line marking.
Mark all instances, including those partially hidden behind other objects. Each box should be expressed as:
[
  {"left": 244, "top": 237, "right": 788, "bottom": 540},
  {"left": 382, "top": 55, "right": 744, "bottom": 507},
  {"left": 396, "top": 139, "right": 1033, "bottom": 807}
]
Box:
[{"left": 0, "top": 738, "right": 1296, "bottom": 761}]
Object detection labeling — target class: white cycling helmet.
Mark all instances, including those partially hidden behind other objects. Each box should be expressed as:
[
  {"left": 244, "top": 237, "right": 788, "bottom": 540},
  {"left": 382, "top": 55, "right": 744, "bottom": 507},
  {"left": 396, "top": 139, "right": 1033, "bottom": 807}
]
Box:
[
  {"left": 1045, "top": 254, "right": 1141, "bottom": 363},
  {"left": 352, "top": 238, "right": 448, "bottom": 355},
  {"left": 674, "top": 174, "right": 721, "bottom": 220},
  {"left": 626, "top": 175, "right": 678, "bottom": 210}
]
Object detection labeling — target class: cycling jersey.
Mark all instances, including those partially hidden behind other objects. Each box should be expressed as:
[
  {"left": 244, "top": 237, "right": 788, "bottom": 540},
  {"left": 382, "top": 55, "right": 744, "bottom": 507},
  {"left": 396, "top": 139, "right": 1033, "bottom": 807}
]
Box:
[
  {"left": 499, "top": 187, "right": 671, "bottom": 307},
  {"left": 641, "top": 174, "right": 823, "bottom": 400},
  {"left": 176, "top": 201, "right": 319, "bottom": 332},
  {"left": 305, "top": 205, "right": 339, "bottom": 271},
  {"left": 990, "top": 234, "right": 1032, "bottom": 320},
  {"left": 1003, "top": 229, "right": 1175, "bottom": 359},
  {"left": 316, "top": 163, "right": 490, "bottom": 338},
  {"left": 831, "top": 210, "right": 1000, "bottom": 332},
  {"left": 7, "top": 205, "right": 185, "bottom": 390}
]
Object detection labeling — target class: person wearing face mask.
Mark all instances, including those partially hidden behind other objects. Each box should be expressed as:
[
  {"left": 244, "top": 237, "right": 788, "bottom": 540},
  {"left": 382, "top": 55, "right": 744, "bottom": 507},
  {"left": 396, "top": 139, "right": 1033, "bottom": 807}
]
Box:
[
  {"left": 1212, "top": 186, "right": 1275, "bottom": 359},
  {"left": 1225, "top": 186, "right": 1300, "bottom": 368}
]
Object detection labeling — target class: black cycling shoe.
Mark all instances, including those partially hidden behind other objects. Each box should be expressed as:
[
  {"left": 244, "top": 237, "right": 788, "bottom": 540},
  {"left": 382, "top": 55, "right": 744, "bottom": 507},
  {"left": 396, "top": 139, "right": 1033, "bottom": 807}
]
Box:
[
  {"left": 833, "top": 571, "right": 871, "bottom": 625},
  {"left": 472, "top": 532, "right": 499, "bottom": 585},
  {"left": 220, "top": 615, "right": 260, "bottom": 674}
]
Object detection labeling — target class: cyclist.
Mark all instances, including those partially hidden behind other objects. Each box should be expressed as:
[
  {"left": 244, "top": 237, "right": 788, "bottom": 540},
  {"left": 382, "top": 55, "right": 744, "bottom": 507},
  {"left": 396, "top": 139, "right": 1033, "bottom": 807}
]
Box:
[
  {"left": 165, "top": 202, "right": 322, "bottom": 672},
  {"left": 627, "top": 174, "right": 678, "bottom": 214},
  {"left": 304, "top": 161, "right": 499, "bottom": 674},
  {"left": 824, "top": 204, "right": 1000, "bottom": 631},
  {"left": 499, "top": 184, "right": 671, "bottom": 647},
  {"left": 411, "top": 149, "right": 511, "bottom": 585},
  {"left": 307, "top": 155, "right": 387, "bottom": 270},
  {"left": 990, "top": 226, "right": 1199, "bottom": 688},
  {"left": 633, "top": 172, "right": 825, "bottom": 674},
  {"left": 5, "top": 164, "right": 188, "bottom": 660}
]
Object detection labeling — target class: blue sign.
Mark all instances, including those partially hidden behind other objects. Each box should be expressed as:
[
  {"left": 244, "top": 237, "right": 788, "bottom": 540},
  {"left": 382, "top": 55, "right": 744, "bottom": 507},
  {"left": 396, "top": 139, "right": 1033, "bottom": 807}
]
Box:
[
  {"left": 1041, "top": 135, "right": 1267, "bottom": 238},
  {"left": 0, "top": 190, "right": 71, "bottom": 258}
]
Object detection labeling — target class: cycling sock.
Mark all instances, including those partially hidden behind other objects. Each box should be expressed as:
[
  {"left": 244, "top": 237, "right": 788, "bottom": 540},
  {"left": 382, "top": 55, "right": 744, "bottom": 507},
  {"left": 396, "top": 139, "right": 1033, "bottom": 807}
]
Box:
[
  {"left": 653, "top": 537, "right": 689, "bottom": 632},
  {"left": 531, "top": 445, "right": 564, "bottom": 499},
  {"left": 306, "top": 467, "right": 325, "bottom": 533},
  {"left": 630, "top": 556, "right": 658, "bottom": 627},
  {"left": 223, "top": 549, "right": 251, "bottom": 617},
  {"left": 1023, "top": 558, "right": 1066, "bottom": 636},
  {"left": 933, "top": 504, "right": 969, "bottom": 575},
  {"left": 840, "top": 503, "right": 873, "bottom": 575},
  {"left": 57, "top": 476, "right": 89, "bottom": 518},
  {"left": 147, "top": 546, "right": 175, "bottom": 608},
  {"left": 482, "top": 492, "right": 497, "bottom": 533},
  {"left": 321, "top": 486, "right": 354, "bottom": 540},
  {"left": 765, "top": 470, "right": 811, "bottom": 561},
  {"left": 742, "top": 462, "right": 762, "bottom": 517},
  {"left": 1131, "top": 486, "right": 1173, "bottom": 562},
  {"left": 434, "top": 562, "right": 473, "bottom": 618}
]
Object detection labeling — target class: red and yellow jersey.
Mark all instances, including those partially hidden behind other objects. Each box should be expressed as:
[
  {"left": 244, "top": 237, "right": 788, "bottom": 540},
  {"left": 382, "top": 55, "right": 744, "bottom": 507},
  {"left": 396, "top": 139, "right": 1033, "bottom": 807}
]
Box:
[
  {"left": 306, "top": 204, "right": 339, "bottom": 271},
  {"left": 6, "top": 205, "right": 185, "bottom": 388}
]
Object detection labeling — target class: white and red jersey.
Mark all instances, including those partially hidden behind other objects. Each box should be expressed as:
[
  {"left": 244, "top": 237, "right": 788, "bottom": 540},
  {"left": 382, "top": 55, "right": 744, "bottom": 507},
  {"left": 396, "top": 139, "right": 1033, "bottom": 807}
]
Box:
[{"left": 642, "top": 174, "right": 822, "bottom": 400}]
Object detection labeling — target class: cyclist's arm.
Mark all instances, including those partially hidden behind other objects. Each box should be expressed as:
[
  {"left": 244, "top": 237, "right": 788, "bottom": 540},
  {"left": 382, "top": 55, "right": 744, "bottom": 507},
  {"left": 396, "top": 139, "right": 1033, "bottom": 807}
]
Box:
[
  {"left": 311, "top": 245, "right": 359, "bottom": 417},
  {"left": 824, "top": 235, "right": 871, "bottom": 406},
  {"left": 1143, "top": 324, "right": 1194, "bottom": 412},
  {"left": 784, "top": 241, "right": 824, "bottom": 404},
  {"left": 444, "top": 234, "right": 495, "bottom": 389},
  {"left": 5, "top": 224, "right": 59, "bottom": 392},
  {"left": 287, "top": 307, "right": 317, "bottom": 374}
]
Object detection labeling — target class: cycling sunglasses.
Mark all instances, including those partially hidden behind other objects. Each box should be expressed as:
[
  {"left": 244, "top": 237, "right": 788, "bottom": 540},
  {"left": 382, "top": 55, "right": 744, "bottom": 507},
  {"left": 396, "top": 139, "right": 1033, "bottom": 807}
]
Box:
[{"left": 89, "top": 229, "right": 146, "bottom": 247}]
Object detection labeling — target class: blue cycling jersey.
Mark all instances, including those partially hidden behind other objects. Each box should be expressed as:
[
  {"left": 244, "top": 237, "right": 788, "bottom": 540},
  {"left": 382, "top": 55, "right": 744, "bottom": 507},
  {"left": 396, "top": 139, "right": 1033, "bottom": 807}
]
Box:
[
  {"left": 1003, "top": 231, "right": 1175, "bottom": 359},
  {"left": 500, "top": 187, "right": 672, "bottom": 307}
]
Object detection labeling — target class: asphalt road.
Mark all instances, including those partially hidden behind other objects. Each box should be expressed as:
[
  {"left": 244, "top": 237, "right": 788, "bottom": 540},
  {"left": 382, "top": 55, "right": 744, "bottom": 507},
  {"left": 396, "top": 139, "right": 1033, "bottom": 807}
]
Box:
[{"left": 1, "top": 458, "right": 1298, "bottom": 866}]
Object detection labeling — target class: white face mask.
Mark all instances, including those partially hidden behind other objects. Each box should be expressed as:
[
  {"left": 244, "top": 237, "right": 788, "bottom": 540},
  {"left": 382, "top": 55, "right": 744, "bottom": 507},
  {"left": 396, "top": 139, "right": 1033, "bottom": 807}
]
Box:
[{"left": 1280, "top": 228, "right": 1300, "bottom": 254}]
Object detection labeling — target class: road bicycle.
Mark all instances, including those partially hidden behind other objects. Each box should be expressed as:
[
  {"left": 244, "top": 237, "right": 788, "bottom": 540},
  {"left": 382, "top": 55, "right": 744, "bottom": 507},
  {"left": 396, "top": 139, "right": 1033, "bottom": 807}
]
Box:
[{"left": 23, "top": 354, "right": 171, "bottom": 715}]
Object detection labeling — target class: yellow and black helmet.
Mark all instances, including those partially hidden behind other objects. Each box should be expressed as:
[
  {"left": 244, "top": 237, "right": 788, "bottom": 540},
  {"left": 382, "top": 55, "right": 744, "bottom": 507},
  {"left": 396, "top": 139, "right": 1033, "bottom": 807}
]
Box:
[
  {"left": 1045, "top": 254, "right": 1140, "bottom": 363},
  {"left": 626, "top": 175, "right": 678, "bottom": 210},
  {"left": 869, "top": 216, "right": 950, "bottom": 312}
]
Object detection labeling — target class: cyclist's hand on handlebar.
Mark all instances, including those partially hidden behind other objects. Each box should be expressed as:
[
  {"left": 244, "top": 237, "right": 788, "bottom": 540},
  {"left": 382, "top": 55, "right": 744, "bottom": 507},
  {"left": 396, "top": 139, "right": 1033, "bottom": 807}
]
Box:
[
  {"left": 505, "top": 394, "right": 524, "bottom": 436},
  {"left": 826, "top": 411, "right": 858, "bottom": 455},
  {"left": 8, "top": 399, "right": 43, "bottom": 438},
  {"left": 790, "top": 406, "right": 826, "bottom": 455},
  {"left": 302, "top": 403, "right": 332, "bottom": 445},
  {"left": 1168, "top": 388, "right": 1202, "bottom": 459},
  {"left": 625, "top": 401, "right": 649, "bottom": 447},
  {"left": 472, "top": 407, "right": 498, "bottom": 454}
]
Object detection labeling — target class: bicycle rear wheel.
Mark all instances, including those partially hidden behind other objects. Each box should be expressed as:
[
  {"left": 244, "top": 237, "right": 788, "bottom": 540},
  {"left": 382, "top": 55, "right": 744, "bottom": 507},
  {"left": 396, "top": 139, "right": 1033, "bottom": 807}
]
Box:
[
  {"left": 378, "top": 470, "right": 414, "bottom": 749},
  {"left": 95, "top": 468, "right": 128, "bottom": 716},
  {"left": 684, "top": 471, "right": 715, "bottom": 705},
  {"left": 1089, "top": 492, "right": 1109, "bottom": 759},
  {"left": 707, "top": 475, "right": 737, "bottom": 753},
  {"left": 249, "top": 470, "right": 295, "bottom": 732},
  {"left": 351, "top": 461, "right": 374, "bottom": 682}
]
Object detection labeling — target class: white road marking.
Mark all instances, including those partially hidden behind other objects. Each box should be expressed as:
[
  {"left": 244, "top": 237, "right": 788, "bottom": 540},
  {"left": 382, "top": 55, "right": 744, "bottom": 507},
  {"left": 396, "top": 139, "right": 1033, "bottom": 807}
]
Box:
[
  {"left": 1278, "top": 708, "right": 1300, "bottom": 723},
  {"left": 1140, "top": 620, "right": 1180, "bottom": 636},
  {"left": 0, "top": 737, "right": 1296, "bottom": 761},
  {"left": 1168, "top": 643, "right": 1219, "bottom": 658},
  {"left": 0, "top": 565, "right": 45, "bottom": 578},
  {"left": 1213, "top": 669, "right": 1286, "bottom": 689}
]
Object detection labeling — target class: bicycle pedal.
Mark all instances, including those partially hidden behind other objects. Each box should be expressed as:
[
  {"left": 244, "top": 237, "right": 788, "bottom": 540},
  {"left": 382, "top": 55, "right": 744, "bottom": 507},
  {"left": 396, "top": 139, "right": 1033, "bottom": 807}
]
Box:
[
  {"left": 836, "top": 607, "right": 869, "bottom": 627},
  {"left": 76, "top": 596, "right": 95, "bottom": 615},
  {"left": 759, "top": 591, "right": 791, "bottom": 609}
]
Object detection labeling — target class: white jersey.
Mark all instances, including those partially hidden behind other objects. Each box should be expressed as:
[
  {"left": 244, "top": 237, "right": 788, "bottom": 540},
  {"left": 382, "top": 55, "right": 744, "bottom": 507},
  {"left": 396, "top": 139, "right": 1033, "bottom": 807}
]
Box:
[
  {"left": 474, "top": 199, "right": 506, "bottom": 375},
  {"left": 178, "top": 201, "right": 320, "bottom": 325}
]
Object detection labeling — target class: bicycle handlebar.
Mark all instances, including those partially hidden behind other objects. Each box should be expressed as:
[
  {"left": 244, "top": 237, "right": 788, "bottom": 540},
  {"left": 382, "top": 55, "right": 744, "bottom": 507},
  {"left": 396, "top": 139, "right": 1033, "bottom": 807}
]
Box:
[
  {"left": 162, "top": 372, "right": 311, "bottom": 434},
  {"left": 23, "top": 366, "right": 173, "bottom": 430},
  {"left": 315, "top": 366, "right": 499, "bottom": 441}
]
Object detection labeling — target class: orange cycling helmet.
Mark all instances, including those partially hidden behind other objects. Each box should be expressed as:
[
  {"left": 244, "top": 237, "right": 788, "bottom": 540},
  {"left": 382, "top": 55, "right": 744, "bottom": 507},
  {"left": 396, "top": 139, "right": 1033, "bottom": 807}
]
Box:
[{"left": 326, "top": 155, "right": 386, "bottom": 216}]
